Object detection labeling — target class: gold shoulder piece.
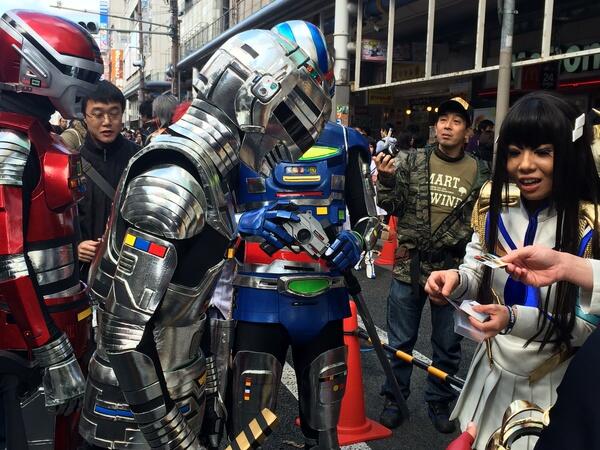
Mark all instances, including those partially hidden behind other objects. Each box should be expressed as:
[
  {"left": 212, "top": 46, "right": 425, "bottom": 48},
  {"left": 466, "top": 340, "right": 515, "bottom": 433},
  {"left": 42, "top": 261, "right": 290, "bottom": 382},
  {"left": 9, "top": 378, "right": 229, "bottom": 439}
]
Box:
[
  {"left": 580, "top": 201, "right": 598, "bottom": 231},
  {"left": 470, "top": 181, "right": 520, "bottom": 245},
  {"left": 477, "top": 181, "right": 520, "bottom": 213}
]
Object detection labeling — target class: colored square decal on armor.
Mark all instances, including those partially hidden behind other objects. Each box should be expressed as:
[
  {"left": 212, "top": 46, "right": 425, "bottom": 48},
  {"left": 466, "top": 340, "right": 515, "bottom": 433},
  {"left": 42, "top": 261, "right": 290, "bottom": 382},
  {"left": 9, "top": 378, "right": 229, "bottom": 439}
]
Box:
[
  {"left": 338, "top": 210, "right": 346, "bottom": 220},
  {"left": 133, "top": 237, "right": 151, "bottom": 252},
  {"left": 124, "top": 233, "right": 136, "bottom": 247},
  {"left": 244, "top": 378, "right": 252, "bottom": 387},
  {"left": 148, "top": 242, "right": 167, "bottom": 258},
  {"left": 316, "top": 207, "right": 328, "bottom": 215}
]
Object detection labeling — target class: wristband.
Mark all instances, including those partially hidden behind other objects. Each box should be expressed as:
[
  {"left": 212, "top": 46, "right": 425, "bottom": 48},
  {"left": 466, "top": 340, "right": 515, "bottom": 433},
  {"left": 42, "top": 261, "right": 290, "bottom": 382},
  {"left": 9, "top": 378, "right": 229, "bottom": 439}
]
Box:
[{"left": 500, "top": 305, "right": 516, "bottom": 335}]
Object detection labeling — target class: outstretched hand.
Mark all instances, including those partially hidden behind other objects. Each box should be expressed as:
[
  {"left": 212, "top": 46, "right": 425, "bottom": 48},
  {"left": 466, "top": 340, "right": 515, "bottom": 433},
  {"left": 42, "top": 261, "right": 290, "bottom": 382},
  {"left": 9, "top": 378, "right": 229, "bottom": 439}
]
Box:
[{"left": 501, "top": 246, "right": 564, "bottom": 287}]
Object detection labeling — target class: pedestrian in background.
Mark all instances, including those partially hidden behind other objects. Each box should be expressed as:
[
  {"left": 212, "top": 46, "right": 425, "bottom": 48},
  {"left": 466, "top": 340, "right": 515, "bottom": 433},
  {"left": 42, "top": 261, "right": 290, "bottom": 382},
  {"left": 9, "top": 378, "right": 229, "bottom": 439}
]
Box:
[
  {"left": 77, "top": 80, "right": 139, "bottom": 280},
  {"left": 146, "top": 93, "right": 178, "bottom": 143},
  {"left": 467, "top": 119, "right": 494, "bottom": 163},
  {"left": 61, "top": 119, "right": 87, "bottom": 150},
  {"left": 138, "top": 98, "right": 156, "bottom": 143},
  {"left": 374, "top": 98, "right": 489, "bottom": 432},
  {"left": 376, "top": 122, "right": 398, "bottom": 156}
]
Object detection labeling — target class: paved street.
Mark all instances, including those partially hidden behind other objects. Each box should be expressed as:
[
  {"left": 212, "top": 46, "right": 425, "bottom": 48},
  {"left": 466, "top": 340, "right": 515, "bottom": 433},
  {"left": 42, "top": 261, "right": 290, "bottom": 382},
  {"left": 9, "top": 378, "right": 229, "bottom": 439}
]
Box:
[{"left": 252, "top": 265, "right": 477, "bottom": 450}]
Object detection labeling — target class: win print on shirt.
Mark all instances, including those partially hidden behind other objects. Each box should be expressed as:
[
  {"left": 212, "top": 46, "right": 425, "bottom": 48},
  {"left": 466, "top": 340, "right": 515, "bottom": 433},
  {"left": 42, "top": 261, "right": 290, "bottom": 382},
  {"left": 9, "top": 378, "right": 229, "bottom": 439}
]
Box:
[{"left": 429, "top": 151, "right": 477, "bottom": 232}]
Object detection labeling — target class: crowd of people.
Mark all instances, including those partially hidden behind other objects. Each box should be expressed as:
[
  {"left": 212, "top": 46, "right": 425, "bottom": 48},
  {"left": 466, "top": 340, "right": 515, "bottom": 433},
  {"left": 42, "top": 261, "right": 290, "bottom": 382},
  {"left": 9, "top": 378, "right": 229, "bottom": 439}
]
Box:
[{"left": 2, "top": 8, "right": 600, "bottom": 450}]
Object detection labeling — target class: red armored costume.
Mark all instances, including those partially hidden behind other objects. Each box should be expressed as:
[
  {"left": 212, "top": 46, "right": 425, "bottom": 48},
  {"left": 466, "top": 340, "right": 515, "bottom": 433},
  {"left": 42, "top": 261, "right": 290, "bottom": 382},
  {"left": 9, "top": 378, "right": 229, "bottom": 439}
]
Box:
[{"left": 0, "top": 10, "right": 103, "bottom": 450}]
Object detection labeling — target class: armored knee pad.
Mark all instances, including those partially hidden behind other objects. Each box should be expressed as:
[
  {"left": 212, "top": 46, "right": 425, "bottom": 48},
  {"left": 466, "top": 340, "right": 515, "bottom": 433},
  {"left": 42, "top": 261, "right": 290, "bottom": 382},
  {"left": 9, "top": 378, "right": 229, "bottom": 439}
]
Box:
[
  {"left": 230, "top": 351, "right": 282, "bottom": 436},
  {"left": 299, "top": 346, "right": 347, "bottom": 449}
]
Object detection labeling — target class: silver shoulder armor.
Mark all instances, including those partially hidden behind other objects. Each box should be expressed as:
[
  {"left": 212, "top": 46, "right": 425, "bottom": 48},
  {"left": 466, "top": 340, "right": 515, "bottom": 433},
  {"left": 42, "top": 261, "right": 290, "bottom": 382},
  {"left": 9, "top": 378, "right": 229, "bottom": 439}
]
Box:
[
  {"left": 121, "top": 165, "right": 207, "bottom": 240},
  {"left": 169, "top": 99, "right": 240, "bottom": 178},
  {"left": 0, "top": 129, "right": 31, "bottom": 186}
]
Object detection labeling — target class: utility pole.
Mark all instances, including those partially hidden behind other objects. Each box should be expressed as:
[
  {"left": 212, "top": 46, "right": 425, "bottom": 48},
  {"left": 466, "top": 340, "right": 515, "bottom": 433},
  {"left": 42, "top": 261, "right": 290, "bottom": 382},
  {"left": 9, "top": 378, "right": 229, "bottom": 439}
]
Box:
[
  {"left": 170, "top": 0, "right": 179, "bottom": 98},
  {"left": 332, "top": 0, "right": 350, "bottom": 125},
  {"left": 137, "top": 0, "right": 145, "bottom": 108},
  {"left": 494, "top": 0, "right": 516, "bottom": 166}
]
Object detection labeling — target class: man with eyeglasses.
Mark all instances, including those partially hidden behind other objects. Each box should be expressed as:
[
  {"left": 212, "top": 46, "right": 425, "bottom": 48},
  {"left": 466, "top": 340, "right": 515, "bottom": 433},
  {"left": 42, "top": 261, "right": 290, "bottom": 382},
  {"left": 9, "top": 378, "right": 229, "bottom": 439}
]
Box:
[{"left": 77, "top": 80, "right": 139, "bottom": 280}]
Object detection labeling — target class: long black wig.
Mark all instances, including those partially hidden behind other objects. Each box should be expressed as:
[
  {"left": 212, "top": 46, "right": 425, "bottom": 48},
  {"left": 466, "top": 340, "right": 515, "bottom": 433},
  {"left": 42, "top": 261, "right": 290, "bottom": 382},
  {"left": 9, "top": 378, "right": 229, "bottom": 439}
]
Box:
[{"left": 478, "top": 91, "right": 600, "bottom": 351}]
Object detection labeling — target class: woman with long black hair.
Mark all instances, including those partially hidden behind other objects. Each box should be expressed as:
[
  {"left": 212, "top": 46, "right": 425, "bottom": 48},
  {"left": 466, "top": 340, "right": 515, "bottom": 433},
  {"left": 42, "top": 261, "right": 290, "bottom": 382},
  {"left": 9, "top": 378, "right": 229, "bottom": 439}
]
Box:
[{"left": 425, "top": 91, "right": 600, "bottom": 449}]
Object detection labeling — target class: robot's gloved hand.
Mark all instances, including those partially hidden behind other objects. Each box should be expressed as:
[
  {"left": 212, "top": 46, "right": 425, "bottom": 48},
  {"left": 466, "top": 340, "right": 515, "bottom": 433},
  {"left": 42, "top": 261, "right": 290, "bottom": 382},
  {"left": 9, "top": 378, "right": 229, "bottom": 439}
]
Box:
[
  {"left": 31, "top": 333, "right": 85, "bottom": 416},
  {"left": 237, "top": 201, "right": 300, "bottom": 251},
  {"left": 325, "top": 230, "right": 363, "bottom": 272}
]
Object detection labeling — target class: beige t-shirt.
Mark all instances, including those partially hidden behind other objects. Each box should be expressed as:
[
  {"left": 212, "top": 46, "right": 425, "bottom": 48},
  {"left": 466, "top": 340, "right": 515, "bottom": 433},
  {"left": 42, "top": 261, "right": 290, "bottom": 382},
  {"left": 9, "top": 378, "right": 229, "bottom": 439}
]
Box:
[{"left": 429, "top": 150, "right": 477, "bottom": 233}]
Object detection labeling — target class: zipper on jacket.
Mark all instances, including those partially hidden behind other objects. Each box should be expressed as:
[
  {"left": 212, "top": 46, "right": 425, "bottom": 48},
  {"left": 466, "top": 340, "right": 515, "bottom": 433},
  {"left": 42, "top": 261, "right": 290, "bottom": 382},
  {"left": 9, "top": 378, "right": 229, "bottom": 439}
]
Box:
[{"left": 104, "top": 148, "right": 107, "bottom": 162}]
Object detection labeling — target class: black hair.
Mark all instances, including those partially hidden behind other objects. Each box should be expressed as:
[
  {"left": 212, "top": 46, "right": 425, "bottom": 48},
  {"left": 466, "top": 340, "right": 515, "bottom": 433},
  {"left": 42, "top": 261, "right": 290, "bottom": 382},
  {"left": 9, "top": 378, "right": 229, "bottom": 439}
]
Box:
[
  {"left": 479, "top": 91, "right": 600, "bottom": 351},
  {"left": 82, "top": 80, "right": 125, "bottom": 113},
  {"left": 396, "top": 131, "right": 415, "bottom": 150},
  {"left": 139, "top": 99, "right": 153, "bottom": 119},
  {"left": 477, "top": 119, "right": 494, "bottom": 133}
]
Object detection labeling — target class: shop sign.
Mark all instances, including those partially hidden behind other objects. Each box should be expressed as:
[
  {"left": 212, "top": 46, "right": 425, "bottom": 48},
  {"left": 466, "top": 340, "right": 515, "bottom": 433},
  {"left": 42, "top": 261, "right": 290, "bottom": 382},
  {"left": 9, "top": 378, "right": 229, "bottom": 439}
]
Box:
[
  {"left": 514, "top": 42, "right": 600, "bottom": 75},
  {"left": 368, "top": 88, "right": 393, "bottom": 105},
  {"left": 392, "top": 63, "right": 424, "bottom": 81}
]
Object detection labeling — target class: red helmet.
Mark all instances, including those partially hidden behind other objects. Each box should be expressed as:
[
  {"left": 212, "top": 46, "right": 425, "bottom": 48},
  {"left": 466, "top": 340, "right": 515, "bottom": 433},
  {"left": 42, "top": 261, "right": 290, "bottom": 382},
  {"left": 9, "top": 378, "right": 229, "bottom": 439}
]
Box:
[{"left": 0, "top": 10, "right": 104, "bottom": 119}]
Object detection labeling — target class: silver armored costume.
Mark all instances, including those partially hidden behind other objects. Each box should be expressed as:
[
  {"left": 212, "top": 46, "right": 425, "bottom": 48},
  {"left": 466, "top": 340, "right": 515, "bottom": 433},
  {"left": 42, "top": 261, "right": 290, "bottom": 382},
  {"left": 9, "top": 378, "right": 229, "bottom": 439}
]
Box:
[{"left": 79, "top": 27, "right": 332, "bottom": 449}]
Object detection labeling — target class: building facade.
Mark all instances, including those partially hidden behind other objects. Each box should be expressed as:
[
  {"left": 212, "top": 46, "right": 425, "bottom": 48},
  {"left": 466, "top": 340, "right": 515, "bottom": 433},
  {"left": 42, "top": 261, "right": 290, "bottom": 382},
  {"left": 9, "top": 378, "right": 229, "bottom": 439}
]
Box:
[
  {"left": 177, "top": 0, "right": 600, "bottom": 146},
  {"left": 109, "top": 0, "right": 173, "bottom": 127}
]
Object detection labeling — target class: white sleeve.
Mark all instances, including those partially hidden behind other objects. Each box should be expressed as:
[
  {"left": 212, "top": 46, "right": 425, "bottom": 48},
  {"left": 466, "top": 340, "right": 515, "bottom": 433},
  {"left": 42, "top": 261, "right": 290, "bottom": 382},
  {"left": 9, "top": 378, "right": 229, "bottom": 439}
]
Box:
[
  {"left": 578, "top": 259, "right": 600, "bottom": 315},
  {"left": 448, "top": 231, "right": 484, "bottom": 301}
]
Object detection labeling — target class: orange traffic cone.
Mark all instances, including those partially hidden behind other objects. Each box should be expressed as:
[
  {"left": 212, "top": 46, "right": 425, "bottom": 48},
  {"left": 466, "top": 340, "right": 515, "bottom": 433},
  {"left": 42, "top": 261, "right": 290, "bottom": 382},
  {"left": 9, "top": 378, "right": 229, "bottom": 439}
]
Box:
[
  {"left": 375, "top": 216, "right": 397, "bottom": 267},
  {"left": 337, "top": 300, "right": 392, "bottom": 445}
]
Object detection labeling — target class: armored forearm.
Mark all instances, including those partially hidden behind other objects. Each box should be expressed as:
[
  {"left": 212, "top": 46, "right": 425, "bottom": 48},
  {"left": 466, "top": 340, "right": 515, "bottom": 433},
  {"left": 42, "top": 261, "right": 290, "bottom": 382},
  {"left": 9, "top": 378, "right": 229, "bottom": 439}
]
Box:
[
  {"left": 102, "top": 228, "right": 198, "bottom": 448},
  {"left": 32, "top": 332, "right": 85, "bottom": 413},
  {"left": 0, "top": 259, "right": 56, "bottom": 347}
]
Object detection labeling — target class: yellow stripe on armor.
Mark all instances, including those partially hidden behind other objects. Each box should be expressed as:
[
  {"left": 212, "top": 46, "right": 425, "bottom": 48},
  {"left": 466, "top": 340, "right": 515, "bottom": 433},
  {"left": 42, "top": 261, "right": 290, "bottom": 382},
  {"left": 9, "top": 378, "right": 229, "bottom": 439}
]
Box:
[
  {"left": 298, "top": 145, "right": 339, "bottom": 161},
  {"left": 316, "top": 207, "right": 328, "bottom": 215},
  {"left": 236, "top": 433, "right": 251, "bottom": 449},
  {"left": 77, "top": 307, "right": 92, "bottom": 322},
  {"left": 249, "top": 419, "right": 262, "bottom": 440},
  {"left": 282, "top": 175, "right": 321, "bottom": 183}
]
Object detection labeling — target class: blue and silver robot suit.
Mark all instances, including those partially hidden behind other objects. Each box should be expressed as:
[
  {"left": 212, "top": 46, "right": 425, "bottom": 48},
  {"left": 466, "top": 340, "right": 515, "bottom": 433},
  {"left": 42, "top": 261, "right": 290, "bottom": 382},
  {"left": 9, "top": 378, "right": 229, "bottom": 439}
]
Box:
[
  {"left": 231, "top": 120, "right": 381, "bottom": 449},
  {"left": 78, "top": 27, "right": 332, "bottom": 450}
]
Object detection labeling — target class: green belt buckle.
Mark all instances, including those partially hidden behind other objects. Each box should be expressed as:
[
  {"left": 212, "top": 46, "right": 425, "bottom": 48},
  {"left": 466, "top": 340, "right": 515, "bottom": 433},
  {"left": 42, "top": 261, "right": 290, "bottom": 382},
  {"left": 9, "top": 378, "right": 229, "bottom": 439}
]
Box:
[{"left": 282, "top": 277, "right": 330, "bottom": 297}]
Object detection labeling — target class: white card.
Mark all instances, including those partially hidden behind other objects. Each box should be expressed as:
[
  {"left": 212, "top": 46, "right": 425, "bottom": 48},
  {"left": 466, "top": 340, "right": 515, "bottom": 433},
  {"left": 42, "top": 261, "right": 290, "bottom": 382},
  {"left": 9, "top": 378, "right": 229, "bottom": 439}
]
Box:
[
  {"left": 474, "top": 253, "right": 507, "bottom": 269},
  {"left": 459, "top": 300, "right": 489, "bottom": 323}
]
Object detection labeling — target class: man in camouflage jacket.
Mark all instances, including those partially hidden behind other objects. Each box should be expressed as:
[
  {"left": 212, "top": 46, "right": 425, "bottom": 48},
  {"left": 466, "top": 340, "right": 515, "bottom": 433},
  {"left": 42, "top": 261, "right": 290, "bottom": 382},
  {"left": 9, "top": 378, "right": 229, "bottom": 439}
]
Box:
[{"left": 373, "top": 99, "right": 490, "bottom": 432}]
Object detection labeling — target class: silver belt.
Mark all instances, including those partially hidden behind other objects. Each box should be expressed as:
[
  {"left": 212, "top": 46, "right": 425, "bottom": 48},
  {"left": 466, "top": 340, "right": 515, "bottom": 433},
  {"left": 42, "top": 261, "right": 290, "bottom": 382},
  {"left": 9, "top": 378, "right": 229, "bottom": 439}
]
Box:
[{"left": 234, "top": 274, "right": 346, "bottom": 298}]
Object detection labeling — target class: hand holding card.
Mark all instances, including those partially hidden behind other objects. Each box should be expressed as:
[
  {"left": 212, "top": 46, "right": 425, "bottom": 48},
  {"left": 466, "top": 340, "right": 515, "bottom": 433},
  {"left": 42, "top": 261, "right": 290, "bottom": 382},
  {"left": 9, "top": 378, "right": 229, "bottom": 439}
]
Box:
[{"left": 452, "top": 299, "right": 489, "bottom": 342}]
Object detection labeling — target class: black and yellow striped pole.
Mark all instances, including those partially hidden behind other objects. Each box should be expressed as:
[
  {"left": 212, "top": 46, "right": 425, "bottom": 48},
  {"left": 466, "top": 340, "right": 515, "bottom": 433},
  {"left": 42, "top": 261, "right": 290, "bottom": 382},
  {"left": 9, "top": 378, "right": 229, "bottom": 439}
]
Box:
[
  {"left": 353, "top": 329, "right": 465, "bottom": 390},
  {"left": 225, "top": 408, "right": 278, "bottom": 450}
]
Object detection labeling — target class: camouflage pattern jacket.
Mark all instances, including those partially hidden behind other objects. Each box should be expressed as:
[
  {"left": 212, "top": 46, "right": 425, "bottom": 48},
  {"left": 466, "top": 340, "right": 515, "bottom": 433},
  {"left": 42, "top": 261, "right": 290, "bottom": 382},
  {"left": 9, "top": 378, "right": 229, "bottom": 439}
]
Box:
[{"left": 377, "top": 145, "right": 490, "bottom": 286}]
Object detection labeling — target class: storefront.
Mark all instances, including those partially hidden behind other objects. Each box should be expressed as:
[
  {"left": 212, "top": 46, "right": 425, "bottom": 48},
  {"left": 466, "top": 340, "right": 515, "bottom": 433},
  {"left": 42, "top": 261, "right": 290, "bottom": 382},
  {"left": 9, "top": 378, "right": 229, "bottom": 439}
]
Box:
[{"left": 349, "top": 0, "right": 600, "bottom": 141}]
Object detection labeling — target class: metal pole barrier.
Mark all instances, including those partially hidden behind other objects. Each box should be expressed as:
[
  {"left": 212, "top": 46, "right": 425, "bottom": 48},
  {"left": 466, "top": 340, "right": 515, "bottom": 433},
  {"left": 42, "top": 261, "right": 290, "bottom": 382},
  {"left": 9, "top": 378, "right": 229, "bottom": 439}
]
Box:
[{"left": 352, "top": 330, "right": 465, "bottom": 390}]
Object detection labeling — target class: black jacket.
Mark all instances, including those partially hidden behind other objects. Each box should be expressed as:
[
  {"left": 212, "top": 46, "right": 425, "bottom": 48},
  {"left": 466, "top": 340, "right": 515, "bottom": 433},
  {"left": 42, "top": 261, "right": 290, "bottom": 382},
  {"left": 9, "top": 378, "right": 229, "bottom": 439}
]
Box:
[{"left": 78, "top": 133, "right": 139, "bottom": 256}]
